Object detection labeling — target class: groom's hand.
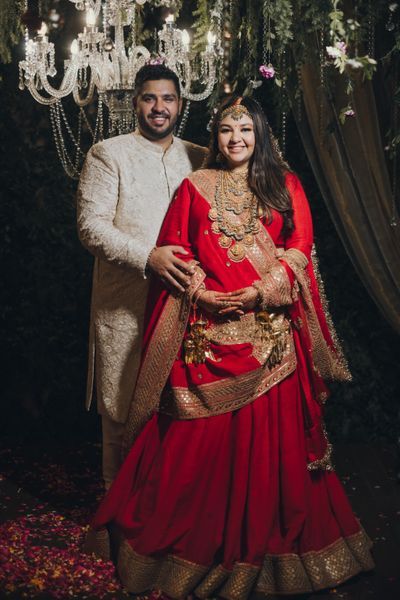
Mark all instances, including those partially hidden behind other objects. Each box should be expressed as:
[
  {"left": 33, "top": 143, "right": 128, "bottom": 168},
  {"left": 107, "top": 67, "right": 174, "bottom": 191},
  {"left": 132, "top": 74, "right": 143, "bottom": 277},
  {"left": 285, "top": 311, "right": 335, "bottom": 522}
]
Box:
[{"left": 147, "top": 245, "right": 195, "bottom": 293}]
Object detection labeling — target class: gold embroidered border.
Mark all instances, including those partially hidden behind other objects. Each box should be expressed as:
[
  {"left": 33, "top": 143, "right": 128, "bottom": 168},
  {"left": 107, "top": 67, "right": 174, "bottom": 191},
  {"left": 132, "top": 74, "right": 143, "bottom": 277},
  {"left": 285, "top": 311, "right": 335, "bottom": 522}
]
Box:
[
  {"left": 188, "top": 169, "right": 218, "bottom": 205},
  {"left": 117, "top": 540, "right": 208, "bottom": 596},
  {"left": 220, "top": 562, "right": 260, "bottom": 599},
  {"left": 122, "top": 264, "right": 206, "bottom": 452},
  {"left": 205, "top": 311, "right": 291, "bottom": 365},
  {"left": 310, "top": 245, "right": 351, "bottom": 380},
  {"left": 104, "top": 529, "right": 374, "bottom": 598},
  {"left": 161, "top": 343, "right": 296, "bottom": 419},
  {"left": 257, "top": 529, "right": 374, "bottom": 595},
  {"left": 284, "top": 249, "right": 351, "bottom": 382}
]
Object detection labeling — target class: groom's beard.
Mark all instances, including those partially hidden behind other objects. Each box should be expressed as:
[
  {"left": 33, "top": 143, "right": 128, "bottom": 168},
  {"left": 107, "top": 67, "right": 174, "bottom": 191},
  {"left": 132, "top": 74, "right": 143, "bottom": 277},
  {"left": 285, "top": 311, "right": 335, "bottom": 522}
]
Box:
[{"left": 137, "top": 110, "right": 179, "bottom": 141}]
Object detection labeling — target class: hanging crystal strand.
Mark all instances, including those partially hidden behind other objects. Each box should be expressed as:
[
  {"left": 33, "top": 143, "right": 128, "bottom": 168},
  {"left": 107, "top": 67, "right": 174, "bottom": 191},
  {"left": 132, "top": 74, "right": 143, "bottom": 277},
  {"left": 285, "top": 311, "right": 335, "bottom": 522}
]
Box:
[
  {"left": 295, "top": 62, "right": 303, "bottom": 122},
  {"left": 228, "top": 0, "right": 234, "bottom": 26},
  {"left": 103, "top": 1, "right": 109, "bottom": 38},
  {"left": 214, "top": 0, "right": 223, "bottom": 54},
  {"left": 245, "top": 36, "right": 251, "bottom": 87},
  {"left": 319, "top": 28, "right": 326, "bottom": 145},
  {"left": 74, "top": 109, "right": 83, "bottom": 173},
  {"left": 50, "top": 102, "right": 79, "bottom": 178},
  {"left": 80, "top": 106, "right": 95, "bottom": 137},
  {"left": 58, "top": 102, "right": 85, "bottom": 157},
  {"left": 280, "top": 50, "right": 287, "bottom": 155},
  {"left": 177, "top": 100, "right": 191, "bottom": 138},
  {"left": 367, "top": 0, "right": 375, "bottom": 58},
  {"left": 391, "top": 62, "right": 399, "bottom": 227},
  {"left": 391, "top": 150, "right": 398, "bottom": 228},
  {"left": 222, "top": 0, "right": 232, "bottom": 92},
  {"left": 98, "top": 96, "right": 104, "bottom": 141},
  {"left": 82, "top": 66, "right": 87, "bottom": 90},
  {"left": 19, "top": 25, "right": 29, "bottom": 89},
  {"left": 93, "top": 97, "right": 104, "bottom": 143},
  {"left": 354, "top": 0, "right": 359, "bottom": 58},
  {"left": 131, "top": 2, "right": 136, "bottom": 48},
  {"left": 262, "top": 0, "right": 271, "bottom": 66}
]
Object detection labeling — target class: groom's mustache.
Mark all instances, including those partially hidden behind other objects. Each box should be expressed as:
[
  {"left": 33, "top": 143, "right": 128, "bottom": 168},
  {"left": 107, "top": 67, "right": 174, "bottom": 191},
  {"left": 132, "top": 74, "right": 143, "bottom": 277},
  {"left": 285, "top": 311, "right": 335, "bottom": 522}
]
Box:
[{"left": 149, "top": 111, "right": 170, "bottom": 118}]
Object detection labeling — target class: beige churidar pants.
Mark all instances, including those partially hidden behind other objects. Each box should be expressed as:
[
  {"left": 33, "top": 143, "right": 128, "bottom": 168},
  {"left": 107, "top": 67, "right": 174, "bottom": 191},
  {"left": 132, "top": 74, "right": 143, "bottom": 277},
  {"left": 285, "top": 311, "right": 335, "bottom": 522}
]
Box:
[{"left": 101, "top": 415, "right": 125, "bottom": 489}]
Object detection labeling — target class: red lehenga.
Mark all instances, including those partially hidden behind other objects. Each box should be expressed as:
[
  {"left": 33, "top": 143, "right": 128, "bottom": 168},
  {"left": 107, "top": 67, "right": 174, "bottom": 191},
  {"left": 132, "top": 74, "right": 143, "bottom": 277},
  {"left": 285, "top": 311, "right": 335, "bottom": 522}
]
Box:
[{"left": 85, "top": 170, "right": 374, "bottom": 598}]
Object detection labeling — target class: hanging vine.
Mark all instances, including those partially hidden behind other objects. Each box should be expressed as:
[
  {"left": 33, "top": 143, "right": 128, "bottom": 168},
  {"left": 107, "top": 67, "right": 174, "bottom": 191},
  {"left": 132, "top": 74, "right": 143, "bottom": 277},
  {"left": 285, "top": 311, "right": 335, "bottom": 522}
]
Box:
[
  {"left": 0, "top": 0, "right": 26, "bottom": 64},
  {"left": 2, "top": 0, "right": 399, "bottom": 146}
]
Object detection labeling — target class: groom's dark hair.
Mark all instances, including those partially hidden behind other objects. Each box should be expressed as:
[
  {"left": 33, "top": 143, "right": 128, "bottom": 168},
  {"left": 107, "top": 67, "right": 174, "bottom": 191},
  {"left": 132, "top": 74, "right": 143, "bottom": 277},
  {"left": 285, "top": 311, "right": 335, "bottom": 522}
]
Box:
[{"left": 134, "top": 64, "right": 181, "bottom": 98}]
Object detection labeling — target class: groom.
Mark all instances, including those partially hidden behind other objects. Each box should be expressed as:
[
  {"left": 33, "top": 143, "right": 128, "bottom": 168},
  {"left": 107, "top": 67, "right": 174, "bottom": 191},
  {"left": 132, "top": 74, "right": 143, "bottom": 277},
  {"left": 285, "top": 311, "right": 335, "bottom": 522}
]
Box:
[{"left": 77, "top": 63, "right": 207, "bottom": 488}]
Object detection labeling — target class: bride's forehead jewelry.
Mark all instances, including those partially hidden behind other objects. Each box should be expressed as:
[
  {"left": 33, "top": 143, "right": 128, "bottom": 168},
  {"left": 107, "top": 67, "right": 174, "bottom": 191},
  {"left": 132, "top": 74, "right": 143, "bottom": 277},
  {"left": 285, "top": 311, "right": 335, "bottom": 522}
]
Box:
[{"left": 219, "top": 99, "right": 252, "bottom": 122}]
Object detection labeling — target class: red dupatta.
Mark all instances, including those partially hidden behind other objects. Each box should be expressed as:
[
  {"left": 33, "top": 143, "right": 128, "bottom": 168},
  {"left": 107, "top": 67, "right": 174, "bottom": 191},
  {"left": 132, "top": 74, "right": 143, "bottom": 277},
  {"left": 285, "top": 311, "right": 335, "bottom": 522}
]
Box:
[{"left": 122, "top": 170, "right": 351, "bottom": 467}]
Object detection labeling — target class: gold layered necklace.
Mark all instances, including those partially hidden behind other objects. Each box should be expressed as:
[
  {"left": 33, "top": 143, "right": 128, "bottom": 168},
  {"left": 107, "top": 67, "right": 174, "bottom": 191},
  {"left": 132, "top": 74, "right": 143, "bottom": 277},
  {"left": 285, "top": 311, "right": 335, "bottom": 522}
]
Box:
[{"left": 208, "top": 168, "right": 259, "bottom": 262}]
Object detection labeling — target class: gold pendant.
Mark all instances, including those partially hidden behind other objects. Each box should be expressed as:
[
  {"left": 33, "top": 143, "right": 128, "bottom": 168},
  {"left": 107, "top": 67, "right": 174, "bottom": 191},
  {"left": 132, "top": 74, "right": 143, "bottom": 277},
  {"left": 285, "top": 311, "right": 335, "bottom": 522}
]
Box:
[
  {"left": 219, "top": 234, "right": 232, "bottom": 248},
  {"left": 243, "top": 233, "right": 254, "bottom": 246},
  {"left": 228, "top": 242, "right": 246, "bottom": 262}
]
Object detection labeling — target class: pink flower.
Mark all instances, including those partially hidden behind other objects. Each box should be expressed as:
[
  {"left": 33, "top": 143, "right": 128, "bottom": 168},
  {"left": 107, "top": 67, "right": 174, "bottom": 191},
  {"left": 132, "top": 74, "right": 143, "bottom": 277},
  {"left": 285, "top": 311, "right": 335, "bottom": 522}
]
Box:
[
  {"left": 326, "top": 42, "right": 347, "bottom": 58},
  {"left": 146, "top": 56, "right": 166, "bottom": 66},
  {"left": 259, "top": 64, "right": 275, "bottom": 79},
  {"left": 344, "top": 108, "right": 355, "bottom": 117}
]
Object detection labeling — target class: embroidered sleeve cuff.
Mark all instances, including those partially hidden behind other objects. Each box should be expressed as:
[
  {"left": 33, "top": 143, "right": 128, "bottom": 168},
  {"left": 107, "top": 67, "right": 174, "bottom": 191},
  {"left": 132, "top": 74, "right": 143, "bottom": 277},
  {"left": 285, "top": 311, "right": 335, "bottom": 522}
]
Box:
[
  {"left": 186, "top": 263, "right": 206, "bottom": 299},
  {"left": 253, "top": 263, "right": 293, "bottom": 309}
]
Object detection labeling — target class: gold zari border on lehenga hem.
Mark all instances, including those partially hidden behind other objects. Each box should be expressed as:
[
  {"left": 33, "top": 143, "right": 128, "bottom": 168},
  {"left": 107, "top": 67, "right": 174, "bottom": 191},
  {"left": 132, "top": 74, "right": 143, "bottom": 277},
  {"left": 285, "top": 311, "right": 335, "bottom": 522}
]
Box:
[{"left": 107, "top": 528, "right": 374, "bottom": 598}]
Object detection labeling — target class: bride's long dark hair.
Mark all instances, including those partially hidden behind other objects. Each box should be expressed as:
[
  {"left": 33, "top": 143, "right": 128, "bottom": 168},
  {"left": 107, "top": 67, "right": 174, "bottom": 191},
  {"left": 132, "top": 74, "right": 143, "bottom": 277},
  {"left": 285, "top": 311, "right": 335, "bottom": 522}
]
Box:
[{"left": 206, "top": 95, "right": 294, "bottom": 236}]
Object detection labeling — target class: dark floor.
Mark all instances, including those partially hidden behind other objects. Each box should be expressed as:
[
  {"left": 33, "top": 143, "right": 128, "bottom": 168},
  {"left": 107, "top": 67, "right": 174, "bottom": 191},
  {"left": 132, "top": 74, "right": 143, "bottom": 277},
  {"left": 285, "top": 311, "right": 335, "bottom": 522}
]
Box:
[{"left": 0, "top": 441, "right": 399, "bottom": 599}]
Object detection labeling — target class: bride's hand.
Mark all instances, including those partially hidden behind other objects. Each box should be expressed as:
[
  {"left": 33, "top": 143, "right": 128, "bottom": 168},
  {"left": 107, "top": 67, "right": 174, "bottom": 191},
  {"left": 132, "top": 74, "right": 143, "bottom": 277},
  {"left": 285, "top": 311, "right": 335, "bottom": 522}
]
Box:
[
  {"left": 196, "top": 290, "right": 244, "bottom": 316},
  {"left": 215, "top": 286, "right": 259, "bottom": 312}
]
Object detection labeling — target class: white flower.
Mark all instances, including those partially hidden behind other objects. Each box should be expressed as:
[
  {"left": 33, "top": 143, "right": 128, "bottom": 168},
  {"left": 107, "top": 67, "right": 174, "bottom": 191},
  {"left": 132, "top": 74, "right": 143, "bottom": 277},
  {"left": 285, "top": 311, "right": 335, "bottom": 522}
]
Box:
[
  {"left": 326, "top": 45, "right": 341, "bottom": 58},
  {"left": 347, "top": 58, "right": 363, "bottom": 69}
]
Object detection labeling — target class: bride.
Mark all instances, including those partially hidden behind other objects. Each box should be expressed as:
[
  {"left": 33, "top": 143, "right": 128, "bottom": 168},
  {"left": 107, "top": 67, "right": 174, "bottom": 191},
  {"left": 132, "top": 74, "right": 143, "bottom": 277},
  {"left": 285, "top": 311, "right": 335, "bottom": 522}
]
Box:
[{"left": 85, "top": 95, "right": 373, "bottom": 598}]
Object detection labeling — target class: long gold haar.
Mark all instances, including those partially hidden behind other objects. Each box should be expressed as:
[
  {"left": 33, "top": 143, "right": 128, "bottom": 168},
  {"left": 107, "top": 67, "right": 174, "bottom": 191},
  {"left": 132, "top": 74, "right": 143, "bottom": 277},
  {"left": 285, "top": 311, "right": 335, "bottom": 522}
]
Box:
[{"left": 208, "top": 168, "right": 259, "bottom": 262}]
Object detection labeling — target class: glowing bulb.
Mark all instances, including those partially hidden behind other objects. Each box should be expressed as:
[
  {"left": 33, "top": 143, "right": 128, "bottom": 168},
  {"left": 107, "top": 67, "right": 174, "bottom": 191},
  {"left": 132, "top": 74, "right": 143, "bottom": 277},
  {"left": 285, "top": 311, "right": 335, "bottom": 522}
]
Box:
[
  {"left": 70, "top": 39, "right": 79, "bottom": 55},
  {"left": 37, "top": 22, "right": 48, "bottom": 36},
  {"left": 181, "top": 29, "right": 190, "bottom": 49},
  {"left": 165, "top": 14, "right": 175, "bottom": 24},
  {"left": 86, "top": 8, "right": 96, "bottom": 27}
]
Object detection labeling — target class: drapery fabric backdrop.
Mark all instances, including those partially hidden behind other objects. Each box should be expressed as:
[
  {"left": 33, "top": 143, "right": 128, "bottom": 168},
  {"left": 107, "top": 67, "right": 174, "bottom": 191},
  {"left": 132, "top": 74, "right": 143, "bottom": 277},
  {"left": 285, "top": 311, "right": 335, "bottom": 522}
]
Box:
[{"left": 294, "top": 65, "right": 400, "bottom": 334}]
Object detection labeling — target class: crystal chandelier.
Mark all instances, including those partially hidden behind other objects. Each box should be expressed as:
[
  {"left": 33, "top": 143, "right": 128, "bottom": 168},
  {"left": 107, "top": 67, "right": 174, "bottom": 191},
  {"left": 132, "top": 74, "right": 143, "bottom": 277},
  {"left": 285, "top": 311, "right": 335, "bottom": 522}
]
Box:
[{"left": 18, "top": 0, "right": 222, "bottom": 177}]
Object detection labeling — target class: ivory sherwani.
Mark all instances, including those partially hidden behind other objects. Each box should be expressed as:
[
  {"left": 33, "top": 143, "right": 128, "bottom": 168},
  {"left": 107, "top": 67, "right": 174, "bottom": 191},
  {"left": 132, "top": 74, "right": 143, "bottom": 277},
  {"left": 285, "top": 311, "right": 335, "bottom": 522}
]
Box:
[{"left": 77, "top": 132, "right": 207, "bottom": 424}]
